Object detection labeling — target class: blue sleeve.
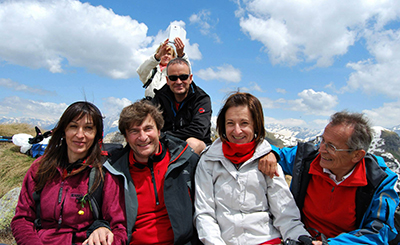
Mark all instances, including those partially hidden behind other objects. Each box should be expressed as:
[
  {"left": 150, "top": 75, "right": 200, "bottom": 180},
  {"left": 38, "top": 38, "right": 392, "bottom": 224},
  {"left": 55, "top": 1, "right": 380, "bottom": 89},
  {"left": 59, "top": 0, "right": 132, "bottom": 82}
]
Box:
[
  {"left": 328, "top": 156, "right": 399, "bottom": 245},
  {"left": 271, "top": 145, "right": 298, "bottom": 176}
]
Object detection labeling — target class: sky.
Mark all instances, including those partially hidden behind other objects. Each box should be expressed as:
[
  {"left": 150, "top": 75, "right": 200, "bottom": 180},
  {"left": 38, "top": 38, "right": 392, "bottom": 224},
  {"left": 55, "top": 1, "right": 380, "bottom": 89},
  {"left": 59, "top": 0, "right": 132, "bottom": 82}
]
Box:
[{"left": 1, "top": 0, "right": 400, "bottom": 133}]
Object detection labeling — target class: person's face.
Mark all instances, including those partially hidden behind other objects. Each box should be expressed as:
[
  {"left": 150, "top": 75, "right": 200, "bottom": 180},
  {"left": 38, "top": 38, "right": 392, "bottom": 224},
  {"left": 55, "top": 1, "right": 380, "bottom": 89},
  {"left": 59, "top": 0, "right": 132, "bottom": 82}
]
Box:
[
  {"left": 166, "top": 63, "right": 192, "bottom": 102},
  {"left": 124, "top": 114, "right": 160, "bottom": 163},
  {"left": 318, "top": 123, "right": 362, "bottom": 177},
  {"left": 225, "top": 105, "right": 255, "bottom": 144},
  {"left": 160, "top": 49, "right": 174, "bottom": 66},
  {"left": 65, "top": 114, "right": 96, "bottom": 163}
]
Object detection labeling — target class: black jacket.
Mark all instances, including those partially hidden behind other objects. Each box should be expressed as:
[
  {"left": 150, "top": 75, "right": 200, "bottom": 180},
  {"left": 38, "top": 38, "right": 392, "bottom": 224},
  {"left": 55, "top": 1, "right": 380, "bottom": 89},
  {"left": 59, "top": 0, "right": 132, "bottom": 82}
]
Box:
[
  {"left": 104, "top": 134, "right": 200, "bottom": 244},
  {"left": 152, "top": 82, "right": 212, "bottom": 145}
]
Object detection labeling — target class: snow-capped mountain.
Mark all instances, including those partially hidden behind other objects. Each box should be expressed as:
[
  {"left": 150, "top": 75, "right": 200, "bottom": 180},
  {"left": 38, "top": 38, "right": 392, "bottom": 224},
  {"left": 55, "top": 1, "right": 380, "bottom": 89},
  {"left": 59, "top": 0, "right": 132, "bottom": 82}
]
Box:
[
  {"left": 392, "top": 125, "right": 400, "bottom": 137},
  {"left": 0, "top": 117, "right": 57, "bottom": 131},
  {"left": 265, "top": 124, "right": 322, "bottom": 146}
]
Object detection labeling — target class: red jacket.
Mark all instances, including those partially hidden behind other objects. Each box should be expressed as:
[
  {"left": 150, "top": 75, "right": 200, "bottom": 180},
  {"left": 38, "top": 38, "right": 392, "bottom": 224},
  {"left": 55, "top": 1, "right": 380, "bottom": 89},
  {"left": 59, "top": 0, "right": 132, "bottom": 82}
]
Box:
[{"left": 11, "top": 157, "right": 127, "bottom": 245}]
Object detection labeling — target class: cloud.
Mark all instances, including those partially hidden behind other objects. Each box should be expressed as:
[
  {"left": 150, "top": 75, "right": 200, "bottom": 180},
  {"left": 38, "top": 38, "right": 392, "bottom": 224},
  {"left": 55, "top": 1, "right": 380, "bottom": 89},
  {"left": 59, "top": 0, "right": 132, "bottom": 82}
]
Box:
[
  {"left": 102, "top": 97, "right": 132, "bottom": 119},
  {"left": 264, "top": 116, "right": 308, "bottom": 128},
  {"left": 196, "top": 64, "right": 241, "bottom": 83},
  {"left": 0, "top": 0, "right": 201, "bottom": 79},
  {"left": 363, "top": 100, "right": 400, "bottom": 128},
  {"left": 240, "top": 82, "right": 264, "bottom": 93},
  {"left": 189, "top": 10, "right": 221, "bottom": 43},
  {"left": 343, "top": 29, "right": 400, "bottom": 98},
  {"left": 0, "top": 96, "right": 67, "bottom": 120},
  {"left": 0, "top": 78, "right": 55, "bottom": 95},
  {"left": 236, "top": 0, "right": 400, "bottom": 67},
  {"left": 287, "top": 89, "right": 338, "bottom": 116},
  {"left": 276, "top": 88, "right": 287, "bottom": 94}
]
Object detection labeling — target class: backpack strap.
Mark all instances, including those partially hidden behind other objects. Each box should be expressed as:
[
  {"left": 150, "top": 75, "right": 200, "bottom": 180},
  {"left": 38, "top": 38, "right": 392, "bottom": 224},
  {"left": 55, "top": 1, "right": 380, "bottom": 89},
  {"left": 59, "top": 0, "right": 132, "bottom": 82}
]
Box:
[
  {"left": 33, "top": 190, "right": 42, "bottom": 229},
  {"left": 87, "top": 167, "right": 104, "bottom": 220},
  {"left": 142, "top": 67, "right": 157, "bottom": 89}
]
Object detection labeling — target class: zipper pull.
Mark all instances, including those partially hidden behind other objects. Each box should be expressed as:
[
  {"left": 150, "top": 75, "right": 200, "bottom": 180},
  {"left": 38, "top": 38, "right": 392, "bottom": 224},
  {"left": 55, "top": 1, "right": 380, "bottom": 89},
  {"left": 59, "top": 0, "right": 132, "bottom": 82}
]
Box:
[{"left": 58, "top": 181, "right": 64, "bottom": 203}]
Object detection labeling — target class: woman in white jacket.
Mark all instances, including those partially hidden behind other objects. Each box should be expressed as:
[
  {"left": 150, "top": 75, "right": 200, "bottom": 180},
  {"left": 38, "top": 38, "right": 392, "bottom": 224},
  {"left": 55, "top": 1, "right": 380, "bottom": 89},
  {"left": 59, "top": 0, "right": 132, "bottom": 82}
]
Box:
[
  {"left": 194, "top": 92, "right": 310, "bottom": 245},
  {"left": 136, "top": 37, "right": 190, "bottom": 98}
]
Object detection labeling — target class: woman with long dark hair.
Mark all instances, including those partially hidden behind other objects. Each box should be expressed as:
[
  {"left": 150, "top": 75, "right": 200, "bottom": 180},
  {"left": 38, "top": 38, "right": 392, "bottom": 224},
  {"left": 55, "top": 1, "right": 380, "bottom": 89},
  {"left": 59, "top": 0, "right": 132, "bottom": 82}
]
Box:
[{"left": 11, "top": 101, "right": 126, "bottom": 245}]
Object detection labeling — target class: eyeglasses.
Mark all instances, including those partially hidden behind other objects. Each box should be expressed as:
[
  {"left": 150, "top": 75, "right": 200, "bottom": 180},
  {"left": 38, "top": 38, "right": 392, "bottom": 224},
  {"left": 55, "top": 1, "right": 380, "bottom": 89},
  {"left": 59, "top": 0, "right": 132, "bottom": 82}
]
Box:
[
  {"left": 316, "top": 136, "right": 354, "bottom": 154},
  {"left": 168, "top": 74, "right": 190, "bottom": 81}
]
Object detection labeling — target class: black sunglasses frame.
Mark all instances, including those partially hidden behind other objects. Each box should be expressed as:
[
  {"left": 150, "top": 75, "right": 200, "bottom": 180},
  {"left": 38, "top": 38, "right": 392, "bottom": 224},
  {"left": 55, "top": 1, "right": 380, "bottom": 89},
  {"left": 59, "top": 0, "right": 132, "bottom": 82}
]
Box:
[{"left": 168, "top": 74, "right": 190, "bottom": 81}]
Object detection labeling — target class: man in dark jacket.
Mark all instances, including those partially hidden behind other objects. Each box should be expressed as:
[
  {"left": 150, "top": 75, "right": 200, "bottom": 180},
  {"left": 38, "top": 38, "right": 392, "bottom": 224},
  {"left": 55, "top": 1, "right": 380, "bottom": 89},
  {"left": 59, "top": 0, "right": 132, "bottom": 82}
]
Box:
[
  {"left": 88, "top": 99, "right": 200, "bottom": 244},
  {"left": 152, "top": 57, "right": 212, "bottom": 155}
]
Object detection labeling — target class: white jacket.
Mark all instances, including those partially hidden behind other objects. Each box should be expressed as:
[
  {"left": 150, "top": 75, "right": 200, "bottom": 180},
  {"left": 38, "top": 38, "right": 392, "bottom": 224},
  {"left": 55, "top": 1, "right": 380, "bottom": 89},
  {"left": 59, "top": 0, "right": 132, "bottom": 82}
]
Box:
[
  {"left": 194, "top": 138, "right": 309, "bottom": 245},
  {"left": 136, "top": 54, "right": 191, "bottom": 98}
]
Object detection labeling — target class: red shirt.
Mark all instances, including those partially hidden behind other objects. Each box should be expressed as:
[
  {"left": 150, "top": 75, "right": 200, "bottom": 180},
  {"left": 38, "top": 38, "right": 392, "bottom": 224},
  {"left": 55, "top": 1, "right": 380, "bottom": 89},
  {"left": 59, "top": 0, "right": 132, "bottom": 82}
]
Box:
[
  {"left": 302, "top": 155, "right": 367, "bottom": 238},
  {"left": 128, "top": 146, "right": 174, "bottom": 245}
]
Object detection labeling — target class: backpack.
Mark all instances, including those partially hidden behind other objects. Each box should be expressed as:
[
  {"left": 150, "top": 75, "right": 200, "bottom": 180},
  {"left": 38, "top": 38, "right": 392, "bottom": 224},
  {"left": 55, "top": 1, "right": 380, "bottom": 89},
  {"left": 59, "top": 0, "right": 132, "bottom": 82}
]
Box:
[{"left": 33, "top": 167, "right": 104, "bottom": 229}]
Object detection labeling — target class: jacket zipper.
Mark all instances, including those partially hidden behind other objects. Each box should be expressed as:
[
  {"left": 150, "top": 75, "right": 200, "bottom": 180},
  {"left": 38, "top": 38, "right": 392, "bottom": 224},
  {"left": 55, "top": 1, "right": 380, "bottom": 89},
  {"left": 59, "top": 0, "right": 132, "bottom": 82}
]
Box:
[
  {"left": 57, "top": 181, "right": 65, "bottom": 229},
  {"left": 147, "top": 163, "right": 160, "bottom": 205}
]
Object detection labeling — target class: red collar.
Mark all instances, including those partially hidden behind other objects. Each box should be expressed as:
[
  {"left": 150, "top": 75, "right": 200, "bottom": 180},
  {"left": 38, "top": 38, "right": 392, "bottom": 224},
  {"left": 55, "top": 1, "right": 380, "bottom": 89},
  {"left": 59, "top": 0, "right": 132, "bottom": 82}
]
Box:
[{"left": 309, "top": 154, "right": 367, "bottom": 187}]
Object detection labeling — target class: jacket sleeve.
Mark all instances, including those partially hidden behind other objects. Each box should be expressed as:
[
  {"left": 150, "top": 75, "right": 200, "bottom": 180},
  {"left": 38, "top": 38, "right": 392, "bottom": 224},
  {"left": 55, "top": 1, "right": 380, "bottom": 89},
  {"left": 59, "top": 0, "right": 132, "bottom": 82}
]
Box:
[
  {"left": 11, "top": 159, "right": 44, "bottom": 245},
  {"left": 167, "top": 93, "right": 212, "bottom": 142},
  {"left": 266, "top": 165, "right": 310, "bottom": 241},
  {"left": 193, "top": 158, "right": 225, "bottom": 244},
  {"left": 102, "top": 171, "right": 128, "bottom": 244},
  {"left": 272, "top": 145, "right": 298, "bottom": 176},
  {"left": 136, "top": 55, "right": 159, "bottom": 84},
  {"left": 136, "top": 54, "right": 191, "bottom": 85},
  {"left": 327, "top": 156, "right": 399, "bottom": 245}
]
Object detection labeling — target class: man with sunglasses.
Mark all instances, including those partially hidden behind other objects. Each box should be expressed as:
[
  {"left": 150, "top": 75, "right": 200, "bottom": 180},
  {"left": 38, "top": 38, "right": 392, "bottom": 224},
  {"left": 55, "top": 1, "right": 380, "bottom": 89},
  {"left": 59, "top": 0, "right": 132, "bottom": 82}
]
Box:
[
  {"left": 152, "top": 57, "right": 211, "bottom": 155},
  {"left": 269, "top": 111, "right": 398, "bottom": 244}
]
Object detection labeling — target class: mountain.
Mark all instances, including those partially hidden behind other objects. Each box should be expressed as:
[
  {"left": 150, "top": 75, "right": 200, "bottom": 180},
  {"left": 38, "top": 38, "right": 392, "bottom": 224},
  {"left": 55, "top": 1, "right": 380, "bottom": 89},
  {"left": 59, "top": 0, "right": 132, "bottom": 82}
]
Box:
[
  {"left": 0, "top": 117, "right": 56, "bottom": 132},
  {"left": 392, "top": 125, "right": 400, "bottom": 137}
]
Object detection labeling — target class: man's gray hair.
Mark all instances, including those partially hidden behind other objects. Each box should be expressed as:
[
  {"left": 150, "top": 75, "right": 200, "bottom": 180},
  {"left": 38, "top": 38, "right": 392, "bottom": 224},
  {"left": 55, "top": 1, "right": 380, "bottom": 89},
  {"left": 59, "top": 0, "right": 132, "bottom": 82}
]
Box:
[
  {"left": 166, "top": 57, "right": 191, "bottom": 75},
  {"left": 329, "top": 110, "right": 372, "bottom": 151}
]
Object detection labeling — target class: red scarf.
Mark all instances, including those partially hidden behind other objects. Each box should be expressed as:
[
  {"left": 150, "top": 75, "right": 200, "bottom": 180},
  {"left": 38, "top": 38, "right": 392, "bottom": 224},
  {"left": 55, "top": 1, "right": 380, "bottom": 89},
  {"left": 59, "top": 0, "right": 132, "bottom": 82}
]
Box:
[
  {"left": 222, "top": 140, "right": 256, "bottom": 164},
  {"left": 159, "top": 64, "right": 167, "bottom": 71}
]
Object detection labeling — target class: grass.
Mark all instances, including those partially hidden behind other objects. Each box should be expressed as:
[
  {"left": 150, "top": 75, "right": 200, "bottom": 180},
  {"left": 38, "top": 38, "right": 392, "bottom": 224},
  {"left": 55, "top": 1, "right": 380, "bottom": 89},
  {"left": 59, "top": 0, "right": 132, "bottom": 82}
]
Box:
[
  {"left": 0, "top": 123, "right": 36, "bottom": 244},
  {"left": 0, "top": 124, "right": 36, "bottom": 198}
]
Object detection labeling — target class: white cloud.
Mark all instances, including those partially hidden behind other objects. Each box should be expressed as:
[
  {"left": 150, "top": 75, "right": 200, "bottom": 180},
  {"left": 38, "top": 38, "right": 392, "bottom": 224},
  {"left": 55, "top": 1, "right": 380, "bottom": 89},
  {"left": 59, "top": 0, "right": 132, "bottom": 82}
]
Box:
[
  {"left": 189, "top": 10, "right": 221, "bottom": 43},
  {"left": 196, "top": 64, "right": 241, "bottom": 83},
  {"left": 0, "top": 78, "right": 55, "bottom": 95},
  {"left": 264, "top": 116, "right": 308, "bottom": 128},
  {"left": 102, "top": 97, "right": 132, "bottom": 119},
  {"left": 0, "top": 0, "right": 201, "bottom": 79},
  {"left": 287, "top": 89, "right": 338, "bottom": 116},
  {"left": 0, "top": 96, "right": 67, "bottom": 120},
  {"left": 240, "top": 82, "right": 264, "bottom": 92},
  {"left": 258, "top": 97, "right": 276, "bottom": 109},
  {"left": 343, "top": 29, "right": 400, "bottom": 98},
  {"left": 363, "top": 100, "right": 400, "bottom": 128},
  {"left": 237, "top": 0, "right": 400, "bottom": 67},
  {"left": 276, "top": 88, "right": 287, "bottom": 94}
]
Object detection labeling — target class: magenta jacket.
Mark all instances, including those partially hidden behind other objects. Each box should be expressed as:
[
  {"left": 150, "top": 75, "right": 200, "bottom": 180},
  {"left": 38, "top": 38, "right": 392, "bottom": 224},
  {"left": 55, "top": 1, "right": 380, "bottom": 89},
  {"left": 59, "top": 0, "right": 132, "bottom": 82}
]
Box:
[{"left": 11, "top": 157, "right": 127, "bottom": 245}]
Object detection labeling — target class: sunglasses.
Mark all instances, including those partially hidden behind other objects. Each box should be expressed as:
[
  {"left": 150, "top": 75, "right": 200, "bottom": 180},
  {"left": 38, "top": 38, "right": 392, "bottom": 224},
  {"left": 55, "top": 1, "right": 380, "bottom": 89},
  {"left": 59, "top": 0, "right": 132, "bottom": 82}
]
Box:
[{"left": 168, "top": 74, "right": 190, "bottom": 81}]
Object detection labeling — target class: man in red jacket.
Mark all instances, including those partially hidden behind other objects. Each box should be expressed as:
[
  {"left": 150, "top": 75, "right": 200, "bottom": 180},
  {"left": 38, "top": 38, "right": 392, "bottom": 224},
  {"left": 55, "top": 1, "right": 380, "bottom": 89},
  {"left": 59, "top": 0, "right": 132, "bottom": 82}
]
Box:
[{"left": 88, "top": 99, "right": 200, "bottom": 245}]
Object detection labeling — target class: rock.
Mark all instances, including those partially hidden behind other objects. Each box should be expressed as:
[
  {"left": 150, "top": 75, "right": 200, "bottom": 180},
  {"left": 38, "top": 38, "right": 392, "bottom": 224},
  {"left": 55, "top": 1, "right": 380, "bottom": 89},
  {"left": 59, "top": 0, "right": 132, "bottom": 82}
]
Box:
[
  {"left": 104, "top": 131, "right": 126, "bottom": 146},
  {"left": 0, "top": 187, "right": 20, "bottom": 236}
]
